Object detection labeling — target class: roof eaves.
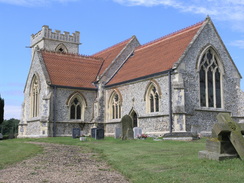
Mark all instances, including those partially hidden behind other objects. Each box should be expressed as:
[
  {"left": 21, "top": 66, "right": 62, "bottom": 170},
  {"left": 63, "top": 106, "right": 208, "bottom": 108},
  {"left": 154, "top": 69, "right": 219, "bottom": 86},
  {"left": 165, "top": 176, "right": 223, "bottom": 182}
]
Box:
[{"left": 50, "top": 84, "right": 98, "bottom": 91}]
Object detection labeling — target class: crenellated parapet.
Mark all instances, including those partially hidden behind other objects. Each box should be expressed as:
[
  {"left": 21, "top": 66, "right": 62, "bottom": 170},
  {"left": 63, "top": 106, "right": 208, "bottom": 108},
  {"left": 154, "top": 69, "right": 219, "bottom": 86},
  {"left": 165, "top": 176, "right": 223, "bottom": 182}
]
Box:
[{"left": 31, "top": 25, "right": 80, "bottom": 47}]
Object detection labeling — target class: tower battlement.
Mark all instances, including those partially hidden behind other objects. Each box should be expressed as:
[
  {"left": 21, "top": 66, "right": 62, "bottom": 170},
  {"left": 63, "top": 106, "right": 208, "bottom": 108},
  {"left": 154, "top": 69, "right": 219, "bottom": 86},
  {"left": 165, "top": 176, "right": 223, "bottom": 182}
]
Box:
[{"left": 31, "top": 25, "right": 80, "bottom": 47}]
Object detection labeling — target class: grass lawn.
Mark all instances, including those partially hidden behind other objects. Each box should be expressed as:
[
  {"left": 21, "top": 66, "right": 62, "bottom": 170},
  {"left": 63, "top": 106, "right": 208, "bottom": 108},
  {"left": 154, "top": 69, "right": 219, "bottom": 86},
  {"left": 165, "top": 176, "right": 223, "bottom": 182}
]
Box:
[
  {"left": 1, "top": 137, "right": 244, "bottom": 183},
  {"left": 0, "top": 139, "right": 42, "bottom": 169}
]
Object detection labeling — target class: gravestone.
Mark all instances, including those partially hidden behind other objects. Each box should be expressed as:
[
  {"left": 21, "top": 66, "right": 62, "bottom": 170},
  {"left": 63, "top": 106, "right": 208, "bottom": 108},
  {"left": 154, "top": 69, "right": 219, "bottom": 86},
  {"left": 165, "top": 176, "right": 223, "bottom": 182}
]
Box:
[
  {"left": 95, "top": 128, "right": 104, "bottom": 140},
  {"left": 114, "top": 127, "right": 122, "bottom": 139},
  {"left": 72, "top": 128, "right": 81, "bottom": 138},
  {"left": 0, "top": 133, "right": 3, "bottom": 140},
  {"left": 133, "top": 127, "right": 142, "bottom": 139},
  {"left": 91, "top": 128, "right": 97, "bottom": 138},
  {"left": 199, "top": 113, "right": 244, "bottom": 161},
  {"left": 121, "top": 115, "right": 133, "bottom": 140},
  {"left": 91, "top": 128, "right": 104, "bottom": 140}
]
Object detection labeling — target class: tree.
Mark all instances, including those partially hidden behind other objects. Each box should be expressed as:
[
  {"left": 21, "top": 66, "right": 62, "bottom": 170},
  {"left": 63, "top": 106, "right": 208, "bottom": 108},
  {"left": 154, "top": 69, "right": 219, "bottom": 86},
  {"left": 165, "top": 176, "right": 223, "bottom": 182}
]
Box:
[
  {"left": 1, "top": 118, "right": 19, "bottom": 138},
  {"left": 0, "top": 95, "right": 4, "bottom": 125}
]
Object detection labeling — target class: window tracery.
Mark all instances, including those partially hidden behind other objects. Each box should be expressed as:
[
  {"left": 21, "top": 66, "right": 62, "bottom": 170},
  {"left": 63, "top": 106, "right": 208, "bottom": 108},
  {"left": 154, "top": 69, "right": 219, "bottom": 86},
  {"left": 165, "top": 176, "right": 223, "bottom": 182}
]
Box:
[
  {"left": 109, "top": 91, "right": 122, "bottom": 119},
  {"left": 67, "top": 93, "right": 86, "bottom": 121},
  {"left": 147, "top": 85, "right": 159, "bottom": 113},
  {"left": 199, "top": 48, "right": 223, "bottom": 108}
]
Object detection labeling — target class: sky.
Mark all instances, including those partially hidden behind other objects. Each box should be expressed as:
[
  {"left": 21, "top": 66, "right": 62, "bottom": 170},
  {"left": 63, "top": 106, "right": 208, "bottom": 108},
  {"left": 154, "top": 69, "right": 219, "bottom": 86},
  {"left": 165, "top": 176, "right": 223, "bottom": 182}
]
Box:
[{"left": 0, "top": 0, "right": 244, "bottom": 120}]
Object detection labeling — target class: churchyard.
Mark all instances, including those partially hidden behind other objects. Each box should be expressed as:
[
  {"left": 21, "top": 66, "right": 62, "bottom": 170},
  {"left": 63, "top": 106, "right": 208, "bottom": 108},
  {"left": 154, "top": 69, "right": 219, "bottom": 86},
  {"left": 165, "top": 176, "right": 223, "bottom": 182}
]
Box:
[{"left": 1, "top": 136, "right": 244, "bottom": 183}]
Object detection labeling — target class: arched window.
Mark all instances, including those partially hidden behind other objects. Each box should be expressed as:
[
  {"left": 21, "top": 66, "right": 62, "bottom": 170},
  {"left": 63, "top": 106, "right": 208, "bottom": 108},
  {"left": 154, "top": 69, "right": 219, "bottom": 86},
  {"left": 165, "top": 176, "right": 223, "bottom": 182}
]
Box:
[
  {"left": 70, "top": 97, "right": 81, "bottom": 119},
  {"left": 146, "top": 84, "right": 160, "bottom": 113},
  {"left": 55, "top": 43, "right": 68, "bottom": 53},
  {"left": 67, "top": 93, "right": 86, "bottom": 120},
  {"left": 109, "top": 91, "right": 122, "bottom": 119},
  {"left": 30, "top": 75, "right": 40, "bottom": 117},
  {"left": 198, "top": 48, "right": 223, "bottom": 108}
]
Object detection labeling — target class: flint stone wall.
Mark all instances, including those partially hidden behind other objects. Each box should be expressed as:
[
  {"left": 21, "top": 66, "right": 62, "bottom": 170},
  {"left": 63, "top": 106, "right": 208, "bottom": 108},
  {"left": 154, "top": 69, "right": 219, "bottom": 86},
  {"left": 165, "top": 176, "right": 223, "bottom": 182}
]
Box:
[{"left": 178, "top": 21, "right": 243, "bottom": 133}]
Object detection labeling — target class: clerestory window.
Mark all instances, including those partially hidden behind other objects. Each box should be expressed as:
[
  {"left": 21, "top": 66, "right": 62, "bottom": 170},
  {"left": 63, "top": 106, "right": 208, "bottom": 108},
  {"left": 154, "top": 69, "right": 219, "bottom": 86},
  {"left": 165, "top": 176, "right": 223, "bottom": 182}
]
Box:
[{"left": 199, "top": 48, "right": 223, "bottom": 108}]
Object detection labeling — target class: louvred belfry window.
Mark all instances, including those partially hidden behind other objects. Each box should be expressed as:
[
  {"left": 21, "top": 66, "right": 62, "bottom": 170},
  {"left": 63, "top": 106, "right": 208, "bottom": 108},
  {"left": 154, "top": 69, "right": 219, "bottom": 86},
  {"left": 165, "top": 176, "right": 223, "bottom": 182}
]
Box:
[{"left": 199, "top": 48, "right": 222, "bottom": 108}]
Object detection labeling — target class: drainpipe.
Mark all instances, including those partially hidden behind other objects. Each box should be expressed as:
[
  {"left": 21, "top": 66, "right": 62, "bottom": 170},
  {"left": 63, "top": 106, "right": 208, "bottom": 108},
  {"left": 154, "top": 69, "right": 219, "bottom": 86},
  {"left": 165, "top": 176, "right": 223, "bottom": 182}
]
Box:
[
  {"left": 168, "top": 70, "right": 173, "bottom": 134},
  {"left": 53, "top": 86, "right": 57, "bottom": 137}
]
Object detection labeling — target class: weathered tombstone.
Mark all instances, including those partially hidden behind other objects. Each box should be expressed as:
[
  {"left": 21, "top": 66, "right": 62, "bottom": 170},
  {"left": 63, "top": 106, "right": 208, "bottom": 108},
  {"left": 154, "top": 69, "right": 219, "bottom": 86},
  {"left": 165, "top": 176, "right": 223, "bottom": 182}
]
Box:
[
  {"left": 95, "top": 128, "right": 104, "bottom": 140},
  {"left": 72, "top": 128, "right": 81, "bottom": 138},
  {"left": 199, "top": 113, "right": 244, "bottom": 161},
  {"left": 121, "top": 115, "right": 133, "bottom": 140},
  {"left": 91, "top": 128, "right": 97, "bottom": 138},
  {"left": 114, "top": 127, "right": 122, "bottom": 139},
  {"left": 133, "top": 127, "right": 142, "bottom": 139},
  {"left": 0, "top": 133, "right": 3, "bottom": 140}
]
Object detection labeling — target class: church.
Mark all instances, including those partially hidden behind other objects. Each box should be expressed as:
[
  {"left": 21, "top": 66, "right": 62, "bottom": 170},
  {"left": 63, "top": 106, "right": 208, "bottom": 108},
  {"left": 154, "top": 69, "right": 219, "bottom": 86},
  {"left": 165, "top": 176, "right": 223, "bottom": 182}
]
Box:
[{"left": 18, "top": 17, "right": 244, "bottom": 138}]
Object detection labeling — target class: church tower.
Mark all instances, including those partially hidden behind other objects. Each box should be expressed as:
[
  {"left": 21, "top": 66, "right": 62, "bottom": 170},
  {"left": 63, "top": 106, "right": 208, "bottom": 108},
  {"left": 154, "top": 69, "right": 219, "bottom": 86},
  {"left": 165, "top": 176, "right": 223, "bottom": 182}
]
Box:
[{"left": 30, "top": 25, "right": 80, "bottom": 57}]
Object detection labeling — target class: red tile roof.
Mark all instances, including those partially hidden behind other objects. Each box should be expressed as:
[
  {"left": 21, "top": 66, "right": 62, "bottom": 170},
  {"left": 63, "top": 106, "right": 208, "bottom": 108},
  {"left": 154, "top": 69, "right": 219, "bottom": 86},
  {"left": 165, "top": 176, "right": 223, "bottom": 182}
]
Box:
[
  {"left": 93, "top": 37, "right": 133, "bottom": 76},
  {"left": 107, "top": 21, "right": 205, "bottom": 86},
  {"left": 41, "top": 51, "right": 103, "bottom": 89}
]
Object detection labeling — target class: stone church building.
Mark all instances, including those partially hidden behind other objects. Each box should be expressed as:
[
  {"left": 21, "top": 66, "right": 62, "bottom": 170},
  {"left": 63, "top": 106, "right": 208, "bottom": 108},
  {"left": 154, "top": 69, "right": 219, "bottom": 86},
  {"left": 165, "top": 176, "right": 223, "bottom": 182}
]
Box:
[{"left": 18, "top": 17, "right": 244, "bottom": 138}]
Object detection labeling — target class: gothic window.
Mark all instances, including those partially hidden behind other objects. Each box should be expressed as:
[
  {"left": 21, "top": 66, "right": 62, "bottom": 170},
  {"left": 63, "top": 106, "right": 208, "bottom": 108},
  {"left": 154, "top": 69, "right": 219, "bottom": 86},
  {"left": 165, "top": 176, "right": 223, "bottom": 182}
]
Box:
[
  {"left": 55, "top": 43, "right": 68, "bottom": 53},
  {"left": 67, "top": 93, "right": 86, "bottom": 121},
  {"left": 30, "top": 75, "right": 39, "bottom": 117},
  {"left": 147, "top": 85, "right": 160, "bottom": 113},
  {"left": 199, "top": 48, "right": 223, "bottom": 108},
  {"left": 70, "top": 97, "right": 82, "bottom": 119},
  {"left": 109, "top": 91, "right": 122, "bottom": 119}
]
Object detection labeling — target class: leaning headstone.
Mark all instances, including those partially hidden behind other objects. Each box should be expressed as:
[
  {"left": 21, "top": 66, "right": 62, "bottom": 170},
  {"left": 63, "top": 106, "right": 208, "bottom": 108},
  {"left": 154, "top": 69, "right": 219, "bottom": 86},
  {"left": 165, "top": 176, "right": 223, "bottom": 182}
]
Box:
[
  {"left": 72, "top": 128, "right": 81, "bottom": 138},
  {"left": 0, "top": 133, "right": 3, "bottom": 140},
  {"left": 133, "top": 127, "right": 142, "bottom": 139},
  {"left": 121, "top": 115, "right": 133, "bottom": 140},
  {"left": 114, "top": 127, "right": 122, "bottom": 139},
  {"left": 199, "top": 113, "right": 244, "bottom": 161}
]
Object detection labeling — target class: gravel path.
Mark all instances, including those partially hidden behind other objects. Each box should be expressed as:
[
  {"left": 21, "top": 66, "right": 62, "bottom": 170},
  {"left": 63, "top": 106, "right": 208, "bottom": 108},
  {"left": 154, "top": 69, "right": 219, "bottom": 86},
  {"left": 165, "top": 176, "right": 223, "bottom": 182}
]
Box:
[{"left": 0, "top": 142, "right": 129, "bottom": 183}]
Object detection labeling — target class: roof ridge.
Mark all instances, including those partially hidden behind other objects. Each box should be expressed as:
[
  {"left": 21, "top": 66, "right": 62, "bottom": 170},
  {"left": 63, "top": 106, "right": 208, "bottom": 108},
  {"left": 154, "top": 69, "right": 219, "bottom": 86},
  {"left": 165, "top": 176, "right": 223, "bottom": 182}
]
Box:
[
  {"left": 92, "top": 36, "right": 133, "bottom": 56},
  {"left": 136, "top": 20, "right": 205, "bottom": 51},
  {"left": 41, "top": 49, "right": 104, "bottom": 61}
]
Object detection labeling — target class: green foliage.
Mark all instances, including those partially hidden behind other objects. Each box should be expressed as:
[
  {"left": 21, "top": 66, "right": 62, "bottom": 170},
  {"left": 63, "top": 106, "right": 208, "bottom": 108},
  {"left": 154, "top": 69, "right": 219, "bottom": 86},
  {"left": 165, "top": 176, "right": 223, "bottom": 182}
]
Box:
[
  {"left": 0, "top": 140, "right": 42, "bottom": 169},
  {"left": 21, "top": 137, "right": 244, "bottom": 183},
  {"left": 0, "top": 95, "right": 4, "bottom": 125},
  {"left": 1, "top": 118, "right": 19, "bottom": 138}
]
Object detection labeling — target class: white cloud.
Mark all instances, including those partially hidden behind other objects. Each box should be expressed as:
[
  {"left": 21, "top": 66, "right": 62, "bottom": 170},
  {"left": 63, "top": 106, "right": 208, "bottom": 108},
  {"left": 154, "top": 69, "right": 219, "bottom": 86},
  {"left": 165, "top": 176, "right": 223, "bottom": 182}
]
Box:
[
  {"left": 114, "top": 0, "right": 244, "bottom": 25},
  {"left": 230, "top": 40, "right": 244, "bottom": 49},
  {"left": 4, "top": 105, "right": 21, "bottom": 120},
  {"left": 0, "top": 0, "right": 78, "bottom": 7}
]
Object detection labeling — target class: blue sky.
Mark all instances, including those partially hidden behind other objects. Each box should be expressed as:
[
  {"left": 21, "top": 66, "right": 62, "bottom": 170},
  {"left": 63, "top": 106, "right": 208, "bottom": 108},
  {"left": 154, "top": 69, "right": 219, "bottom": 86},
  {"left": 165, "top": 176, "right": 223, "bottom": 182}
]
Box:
[{"left": 0, "top": 0, "right": 244, "bottom": 119}]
